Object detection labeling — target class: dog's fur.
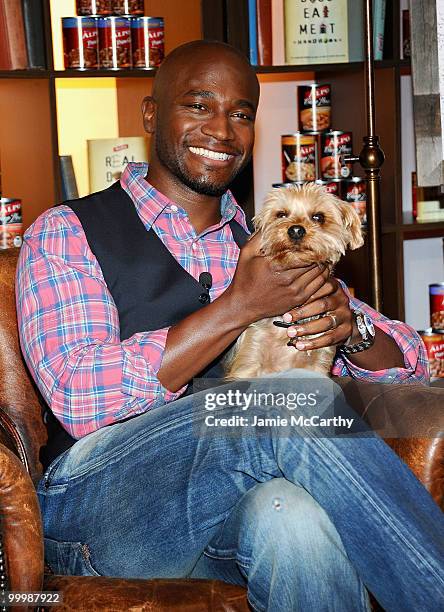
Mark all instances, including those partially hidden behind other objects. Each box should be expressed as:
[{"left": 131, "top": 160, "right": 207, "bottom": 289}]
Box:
[{"left": 224, "top": 183, "right": 364, "bottom": 378}]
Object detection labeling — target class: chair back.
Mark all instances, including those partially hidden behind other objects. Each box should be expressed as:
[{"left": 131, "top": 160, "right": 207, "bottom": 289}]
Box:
[{"left": 0, "top": 249, "right": 47, "bottom": 484}]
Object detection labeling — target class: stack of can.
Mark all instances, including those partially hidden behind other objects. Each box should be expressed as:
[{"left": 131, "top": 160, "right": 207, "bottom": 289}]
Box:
[
  {"left": 279, "top": 83, "right": 367, "bottom": 225},
  {"left": 62, "top": 1, "right": 164, "bottom": 71},
  {"left": 419, "top": 283, "right": 444, "bottom": 379},
  {"left": 0, "top": 198, "right": 22, "bottom": 249}
]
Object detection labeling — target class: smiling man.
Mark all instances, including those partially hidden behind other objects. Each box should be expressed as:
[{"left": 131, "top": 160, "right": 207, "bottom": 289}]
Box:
[{"left": 16, "top": 41, "right": 444, "bottom": 612}]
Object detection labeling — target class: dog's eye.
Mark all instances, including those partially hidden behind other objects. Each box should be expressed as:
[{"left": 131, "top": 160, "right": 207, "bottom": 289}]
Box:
[
  {"left": 312, "top": 213, "right": 325, "bottom": 224},
  {"left": 276, "top": 211, "right": 287, "bottom": 218}
]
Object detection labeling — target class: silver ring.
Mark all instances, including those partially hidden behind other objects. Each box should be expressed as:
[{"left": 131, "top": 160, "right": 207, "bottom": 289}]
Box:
[{"left": 328, "top": 314, "right": 338, "bottom": 330}]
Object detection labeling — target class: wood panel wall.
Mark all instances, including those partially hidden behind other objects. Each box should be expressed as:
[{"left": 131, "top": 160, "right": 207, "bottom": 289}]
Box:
[{"left": 0, "top": 79, "right": 55, "bottom": 228}]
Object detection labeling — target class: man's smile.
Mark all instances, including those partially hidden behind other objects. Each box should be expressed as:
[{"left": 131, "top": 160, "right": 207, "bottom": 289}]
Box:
[{"left": 188, "top": 146, "right": 237, "bottom": 163}]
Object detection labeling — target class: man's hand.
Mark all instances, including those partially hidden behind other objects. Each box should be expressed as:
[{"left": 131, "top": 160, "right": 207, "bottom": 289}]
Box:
[
  {"left": 225, "top": 233, "right": 331, "bottom": 325},
  {"left": 282, "top": 278, "right": 354, "bottom": 350}
]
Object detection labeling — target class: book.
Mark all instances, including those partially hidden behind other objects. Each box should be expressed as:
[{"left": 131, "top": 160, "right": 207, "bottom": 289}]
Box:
[
  {"left": 21, "top": 0, "right": 47, "bottom": 69},
  {"left": 256, "top": 0, "right": 272, "bottom": 66},
  {"left": 225, "top": 0, "right": 251, "bottom": 61},
  {"left": 60, "top": 156, "right": 79, "bottom": 202},
  {"left": 271, "top": 0, "right": 285, "bottom": 65},
  {"left": 0, "top": 0, "right": 28, "bottom": 70},
  {"left": 284, "top": 0, "right": 365, "bottom": 65},
  {"left": 373, "top": 0, "right": 386, "bottom": 61},
  {"left": 248, "top": 0, "right": 258, "bottom": 65},
  {"left": 87, "top": 137, "right": 149, "bottom": 194}
]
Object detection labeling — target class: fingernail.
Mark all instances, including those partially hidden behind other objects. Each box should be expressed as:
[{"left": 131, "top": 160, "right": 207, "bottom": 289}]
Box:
[
  {"left": 283, "top": 312, "right": 292, "bottom": 323},
  {"left": 295, "top": 342, "right": 306, "bottom": 350},
  {"left": 287, "top": 327, "right": 297, "bottom": 338}
]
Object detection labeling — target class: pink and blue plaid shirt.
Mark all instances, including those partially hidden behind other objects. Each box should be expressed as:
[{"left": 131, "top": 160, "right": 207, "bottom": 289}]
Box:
[{"left": 16, "top": 162, "right": 429, "bottom": 439}]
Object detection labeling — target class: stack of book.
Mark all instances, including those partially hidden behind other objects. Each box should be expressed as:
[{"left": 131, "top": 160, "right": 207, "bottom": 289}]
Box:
[
  {"left": 247, "top": 0, "right": 386, "bottom": 66},
  {"left": 0, "top": 0, "right": 47, "bottom": 70}
]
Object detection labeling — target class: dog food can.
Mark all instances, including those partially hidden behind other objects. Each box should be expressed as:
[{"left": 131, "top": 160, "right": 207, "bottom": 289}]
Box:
[
  {"left": 131, "top": 17, "right": 164, "bottom": 68},
  {"left": 321, "top": 131, "right": 353, "bottom": 179},
  {"left": 97, "top": 17, "right": 132, "bottom": 69},
  {"left": 315, "top": 179, "right": 341, "bottom": 196},
  {"left": 0, "top": 198, "right": 22, "bottom": 249},
  {"left": 298, "top": 84, "right": 331, "bottom": 132},
  {"left": 112, "top": 0, "right": 144, "bottom": 15},
  {"left": 62, "top": 17, "right": 99, "bottom": 69},
  {"left": 430, "top": 283, "right": 444, "bottom": 330},
  {"left": 419, "top": 329, "right": 444, "bottom": 378},
  {"left": 344, "top": 177, "right": 367, "bottom": 224},
  {"left": 281, "top": 134, "right": 317, "bottom": 183},
  {"left": 76, "top": 0, "right": 112, "bottom": 16}
]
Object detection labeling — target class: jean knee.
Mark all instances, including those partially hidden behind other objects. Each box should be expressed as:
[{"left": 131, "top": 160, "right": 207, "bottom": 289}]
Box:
[{"left": 240, "top": 479, "right": 344, "bottom": 557}]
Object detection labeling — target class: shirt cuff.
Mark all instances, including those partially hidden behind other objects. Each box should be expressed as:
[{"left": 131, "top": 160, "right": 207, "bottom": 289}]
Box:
[{"left": 122, "top": 327, "right": 188, "bottom": 402}]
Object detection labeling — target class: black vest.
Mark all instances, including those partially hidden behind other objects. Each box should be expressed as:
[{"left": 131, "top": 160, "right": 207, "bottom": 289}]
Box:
[{"left": 40, "top": 182, "right": 250, "bottom": 470}]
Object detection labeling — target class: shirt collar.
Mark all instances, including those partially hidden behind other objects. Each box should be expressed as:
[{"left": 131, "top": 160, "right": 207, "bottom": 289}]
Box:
[{"left": 120, "top": 162, "right": 251, "bottom": 234}]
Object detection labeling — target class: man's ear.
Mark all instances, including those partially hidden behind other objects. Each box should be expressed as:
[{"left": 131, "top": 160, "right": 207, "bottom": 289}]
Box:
[{"left": 142, "top": 96, "right": 156, "bottom": 134}]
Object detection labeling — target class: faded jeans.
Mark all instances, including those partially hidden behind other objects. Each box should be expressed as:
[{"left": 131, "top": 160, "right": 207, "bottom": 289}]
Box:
[{"left": 37, "top": 371, "right": 444, "bottom": 611}]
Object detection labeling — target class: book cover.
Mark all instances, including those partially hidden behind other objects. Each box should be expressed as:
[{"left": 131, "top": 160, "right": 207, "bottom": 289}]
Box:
[
  {"left": 87, "top": 137, "right": 149, "bottom": 194},
  {"left": 0, "top": 0, "right": 28, "bottom": 70},
  {"left": 257, "top": 0, "right": 272, "bottom": 66},
  {"left": 284, "top": 0, "right": 364, "bottom": 65},
  {"left": 271, "top": 0, "right": 285, "bottom": 65},
  {"left": 60, "top": 156, "right": 79, "bottom": 202},
  {"left": 21, "top": 0, "right": 47, "bottom": 69},
  {"left": 373, "top": 0, "right": 386, "bottom": 61},
  {"left": 248, "top": 0, "right": 258, "bottom": 65}
]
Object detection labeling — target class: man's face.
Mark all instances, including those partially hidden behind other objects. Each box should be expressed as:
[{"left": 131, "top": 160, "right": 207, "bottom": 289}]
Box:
[{"left": 152, "top": 55, "right": 259, "bottom": 197}]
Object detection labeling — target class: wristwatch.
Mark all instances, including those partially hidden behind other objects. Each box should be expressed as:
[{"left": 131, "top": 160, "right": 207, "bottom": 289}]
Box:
[{"left": 339, "top": 310, "right": 376, "bottom": 354}]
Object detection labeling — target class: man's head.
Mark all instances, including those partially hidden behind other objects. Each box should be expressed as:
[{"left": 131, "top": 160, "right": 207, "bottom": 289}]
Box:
[{"left": 142, "top": 40, "right": 260, "bottom": 198}]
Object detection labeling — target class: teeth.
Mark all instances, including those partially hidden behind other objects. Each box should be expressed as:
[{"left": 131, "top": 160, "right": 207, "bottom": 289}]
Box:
[{"left": 189, "top": 146, "right": 233, "bottom": 161}]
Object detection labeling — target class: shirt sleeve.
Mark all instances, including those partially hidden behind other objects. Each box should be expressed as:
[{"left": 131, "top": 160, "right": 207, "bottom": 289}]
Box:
[
  {"left": 16, "top": 206, "right": 187, "bottom": 440},
  {"left": 331, "top": 280, "right": 430, "bottom": 385}
]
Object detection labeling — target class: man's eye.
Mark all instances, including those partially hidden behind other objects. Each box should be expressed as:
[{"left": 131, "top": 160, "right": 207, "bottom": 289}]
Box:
[
  {"left": 188, "top": 103, "right": 207, "bottom": 111},
  {"left": 232, "top": 112, "right": 253, "bottom": 121}
]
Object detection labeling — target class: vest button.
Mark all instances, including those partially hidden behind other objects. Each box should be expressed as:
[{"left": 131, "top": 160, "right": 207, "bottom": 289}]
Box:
[{"left": 199, "top": 292, "right": 210, "bottom": 304}]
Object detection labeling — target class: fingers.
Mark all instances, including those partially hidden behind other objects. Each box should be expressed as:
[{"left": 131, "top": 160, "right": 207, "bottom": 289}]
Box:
[
  {"left": 285, "top": 280, "right": 348, "bottom": 322},
  {"left": 287, "top": 311, "right": 353, "bottom": 350}
]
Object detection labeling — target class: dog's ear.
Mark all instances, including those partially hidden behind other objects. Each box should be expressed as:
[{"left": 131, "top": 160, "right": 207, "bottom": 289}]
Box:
[{"left": 338, "top": 201, "right": 364, "bottom": 250}]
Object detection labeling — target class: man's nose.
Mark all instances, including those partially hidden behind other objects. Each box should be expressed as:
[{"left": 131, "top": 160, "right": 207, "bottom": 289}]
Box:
[{"left": 202, "top": 113, "right": 234, "bottom": 141}]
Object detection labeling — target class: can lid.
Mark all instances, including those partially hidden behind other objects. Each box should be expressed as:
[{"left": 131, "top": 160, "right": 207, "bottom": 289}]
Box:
[
  {"left": 429, "top": 283, "right": 444, "bottom": 288},
  {"left": 431, "top": 328, "right": 444, "bottom": 334}
]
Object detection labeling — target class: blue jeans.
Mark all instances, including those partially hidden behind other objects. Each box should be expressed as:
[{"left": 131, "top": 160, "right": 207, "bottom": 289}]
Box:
[{"left": 37, "top": 371, "right": 444, "bottom": 611}]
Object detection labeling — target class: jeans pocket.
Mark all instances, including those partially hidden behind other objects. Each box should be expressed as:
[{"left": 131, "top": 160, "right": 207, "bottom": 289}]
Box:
[{"left": 44, "top": 537, "right": 101, "bottom": 576}]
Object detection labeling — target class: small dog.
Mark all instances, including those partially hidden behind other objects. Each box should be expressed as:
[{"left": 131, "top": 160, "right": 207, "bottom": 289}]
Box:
[{"left": 224, "top": 183, "right": 364, "bottom": 378}]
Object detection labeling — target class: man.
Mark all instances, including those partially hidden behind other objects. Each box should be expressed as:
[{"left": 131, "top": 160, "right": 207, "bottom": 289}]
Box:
[{"left": 17, "top": 41, "right": 442, "bottom": 611}]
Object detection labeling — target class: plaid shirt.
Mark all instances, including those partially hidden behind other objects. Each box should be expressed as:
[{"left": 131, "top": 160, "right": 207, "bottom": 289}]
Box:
[{"left": 16, "top": 162, "right": 429, "bottom": 439}]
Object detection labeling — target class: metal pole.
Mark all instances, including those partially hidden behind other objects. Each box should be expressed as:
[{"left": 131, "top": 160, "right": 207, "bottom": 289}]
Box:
[{"left": 360, "top": 0, "right": 385, "bottom": 311}]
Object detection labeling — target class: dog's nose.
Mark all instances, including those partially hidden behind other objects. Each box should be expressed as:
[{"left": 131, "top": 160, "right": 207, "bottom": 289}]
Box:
[{"left": 287, "top": 225, "right": 306, "bottom": 241}]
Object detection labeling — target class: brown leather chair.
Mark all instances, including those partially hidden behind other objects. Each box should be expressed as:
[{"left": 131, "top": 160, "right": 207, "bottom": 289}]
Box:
[{"left": 0, "top": 247, "right": 443, "bottom": 611}]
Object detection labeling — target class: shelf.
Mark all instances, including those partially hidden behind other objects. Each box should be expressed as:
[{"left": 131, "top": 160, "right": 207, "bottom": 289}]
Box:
[
  {"left": 0, "top": 59, "right": 411, "bottom": 81},
  {"left": 0, "top": 70, "right": 50, "bottom": 79},
  {"left": 383, "top": 214, "right": 444, "bottom": 239}
]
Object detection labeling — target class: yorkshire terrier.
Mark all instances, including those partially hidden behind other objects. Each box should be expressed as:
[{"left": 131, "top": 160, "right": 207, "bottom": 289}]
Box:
[{"left": 224, "top": 183, "right": 364, "bottom": 378}]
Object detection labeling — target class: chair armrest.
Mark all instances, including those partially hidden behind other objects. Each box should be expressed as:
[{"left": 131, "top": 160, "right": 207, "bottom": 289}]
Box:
[
  {"left": 335, "top": 378, "right": 444, "bottom": 509},
  {"left": 43, "top": 575, "right": 249, "bottom": 611},
  {"left": 0, "top": 443, "right": 44, "bottom": 594}
]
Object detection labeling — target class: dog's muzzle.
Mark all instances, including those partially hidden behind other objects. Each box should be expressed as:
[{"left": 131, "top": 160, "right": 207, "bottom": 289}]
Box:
[{"left": 287, "top": 225, "right": 306, "bottom": 241}]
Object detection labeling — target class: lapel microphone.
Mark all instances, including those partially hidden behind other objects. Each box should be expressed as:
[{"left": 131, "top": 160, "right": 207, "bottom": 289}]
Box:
[{"left": 199, "top": 272, "right": 213, "bottom": 291}]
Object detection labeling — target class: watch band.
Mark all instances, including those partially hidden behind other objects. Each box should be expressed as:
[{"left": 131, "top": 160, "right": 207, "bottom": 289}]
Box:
[
  {"left": 339, "top": 310, "right": 375, "bottom": 355},
  {"left": 339, "top": 338, "right": 374, "bottom": 354}
]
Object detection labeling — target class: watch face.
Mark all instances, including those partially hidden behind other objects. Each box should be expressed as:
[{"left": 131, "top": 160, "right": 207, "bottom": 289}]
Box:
[{"left": 364, "top": 314, "right": 376, "bottom": 337}]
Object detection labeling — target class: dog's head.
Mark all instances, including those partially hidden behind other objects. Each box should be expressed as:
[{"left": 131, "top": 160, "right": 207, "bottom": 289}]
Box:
[{"left": 253, "top": 183, "right": 364, "bottom": 266}]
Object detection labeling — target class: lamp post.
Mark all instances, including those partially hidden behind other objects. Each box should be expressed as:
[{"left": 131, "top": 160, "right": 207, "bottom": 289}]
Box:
[{"left": 344, "top": 0, "right": 385, "bottom": 311}]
